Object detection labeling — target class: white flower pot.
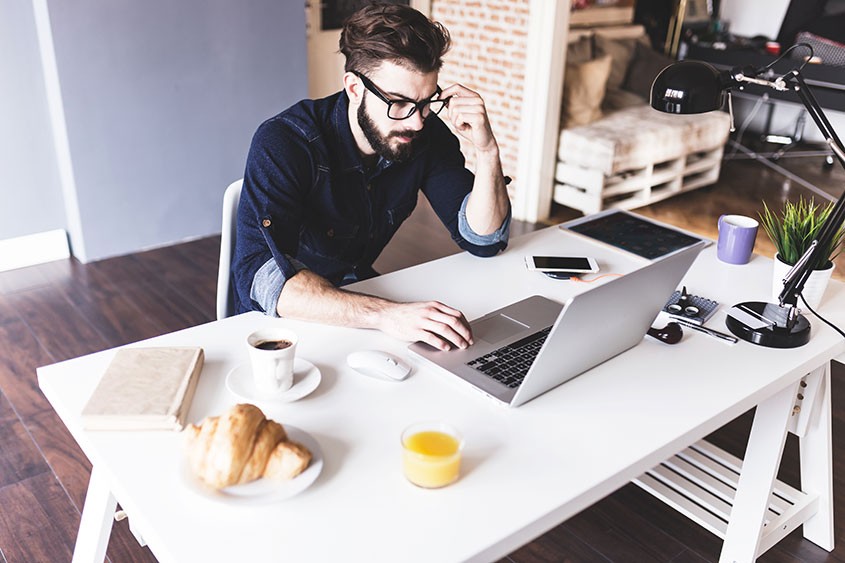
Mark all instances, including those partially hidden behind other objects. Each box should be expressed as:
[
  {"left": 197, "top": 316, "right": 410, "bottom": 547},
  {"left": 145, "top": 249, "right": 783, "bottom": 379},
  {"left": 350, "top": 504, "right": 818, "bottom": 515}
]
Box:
[{"left": 771, "top": 254, "right": 835, "bottom": 310}]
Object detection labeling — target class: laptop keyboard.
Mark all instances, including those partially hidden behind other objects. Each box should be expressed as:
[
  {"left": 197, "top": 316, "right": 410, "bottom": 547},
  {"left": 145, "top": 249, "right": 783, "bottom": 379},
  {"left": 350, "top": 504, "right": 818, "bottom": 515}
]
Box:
[{"left": 466, "top": 326, "right": 552, "bottom": 388}]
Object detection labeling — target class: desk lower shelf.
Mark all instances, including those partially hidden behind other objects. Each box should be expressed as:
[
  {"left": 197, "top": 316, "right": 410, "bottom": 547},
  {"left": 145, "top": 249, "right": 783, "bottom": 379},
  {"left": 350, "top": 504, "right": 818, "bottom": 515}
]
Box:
[{"left": 633, "top": 440, "right": 818, "bottom": 558}]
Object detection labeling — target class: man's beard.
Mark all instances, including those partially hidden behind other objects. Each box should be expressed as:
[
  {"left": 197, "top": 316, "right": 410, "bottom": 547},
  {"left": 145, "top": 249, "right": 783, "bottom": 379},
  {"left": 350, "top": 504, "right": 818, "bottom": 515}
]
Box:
[{"left": 357, "top": 95, "right": 420, "bottom": 163}]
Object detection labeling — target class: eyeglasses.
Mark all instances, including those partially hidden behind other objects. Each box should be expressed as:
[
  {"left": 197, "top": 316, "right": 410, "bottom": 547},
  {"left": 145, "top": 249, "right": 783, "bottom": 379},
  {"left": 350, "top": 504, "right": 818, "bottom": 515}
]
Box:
[{"left": 353, "top": 71, "right": 449, "bottom": 120}]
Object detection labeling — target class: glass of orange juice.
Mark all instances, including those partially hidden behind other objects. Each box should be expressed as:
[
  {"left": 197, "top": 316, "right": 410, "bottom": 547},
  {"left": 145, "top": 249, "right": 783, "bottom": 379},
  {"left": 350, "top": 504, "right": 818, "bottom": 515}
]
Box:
[{"left": 401, "top": 422, "right": 464, "bottom": 488}]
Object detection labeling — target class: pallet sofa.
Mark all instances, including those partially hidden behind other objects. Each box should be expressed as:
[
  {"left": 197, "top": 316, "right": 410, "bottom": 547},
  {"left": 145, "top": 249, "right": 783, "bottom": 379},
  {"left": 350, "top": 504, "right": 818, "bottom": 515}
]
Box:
[{"left": 555, "top": 25, "right": 731, "bottom": 215}]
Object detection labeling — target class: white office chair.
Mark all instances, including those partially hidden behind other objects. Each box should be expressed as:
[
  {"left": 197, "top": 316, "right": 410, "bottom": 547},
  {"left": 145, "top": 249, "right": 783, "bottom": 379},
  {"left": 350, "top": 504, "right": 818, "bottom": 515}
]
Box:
[{"left": 216, "top": 179, "right": 243, "bottom": 320}]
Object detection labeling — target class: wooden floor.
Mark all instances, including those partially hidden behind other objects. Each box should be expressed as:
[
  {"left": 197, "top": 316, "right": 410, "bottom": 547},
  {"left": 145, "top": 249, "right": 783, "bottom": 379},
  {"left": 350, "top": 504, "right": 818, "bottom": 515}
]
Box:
[{"left": 1, "top": 146, "right": 844, "bottom": 562}]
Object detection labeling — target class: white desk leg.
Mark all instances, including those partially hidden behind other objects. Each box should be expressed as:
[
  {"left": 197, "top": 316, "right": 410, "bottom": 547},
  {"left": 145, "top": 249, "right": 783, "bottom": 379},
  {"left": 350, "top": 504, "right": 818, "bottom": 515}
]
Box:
[
  {"left": 719, "top": 381, "right": 798, "bottom": 563},
  {"left": 72, "top": 465, "right": 117, "bottom": 563},
  {"left": 800, "top": 365, "right": 835, "bottom": 550}
]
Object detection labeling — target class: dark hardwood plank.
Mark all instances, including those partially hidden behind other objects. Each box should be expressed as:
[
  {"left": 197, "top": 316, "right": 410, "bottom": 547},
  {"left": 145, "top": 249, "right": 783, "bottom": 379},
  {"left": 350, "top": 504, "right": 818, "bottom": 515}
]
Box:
[
  {"left": 106, "top": 516, "right": 158, "bottom": 563},
  {"left": 39, "top": 259, "right": 165, "bottom": 349},
  {"left": 26, "top": 408, "right": 93, "bottom": 511},
  {"left": 0, "top": 390, "right": 50, "bottom": 488},
  {"left": 0, "top": 473, "right": 77, "bottom": 563},
  {"left": 12, "top": 288, "right": 110, "bottom": 364},
  {"left": 560, "top": 491, "right": 689, "bottom": 561},
  {"left": 127, "top": 242, "right": 218, "bottom": 320},
  {"left": 507, "top": 527, "right": 608, "bottom": 562},
  {"left": 0, "top": 295, "right": 60, "bottom": 420},
  {"left": 88, "top": 255, "right": 212, "bottom": 335},
  {"left": 601, "top": 485, "right": 725, "bottom": 562},
  {"left": 668, "top": 549, "right": 713, "bottom": 562}
]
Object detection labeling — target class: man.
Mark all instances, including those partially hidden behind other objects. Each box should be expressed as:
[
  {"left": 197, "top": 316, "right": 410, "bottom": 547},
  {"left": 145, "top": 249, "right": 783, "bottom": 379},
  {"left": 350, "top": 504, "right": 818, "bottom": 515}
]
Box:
[{"left": 233, "top": 4, "right": 511, "bottom": 352}]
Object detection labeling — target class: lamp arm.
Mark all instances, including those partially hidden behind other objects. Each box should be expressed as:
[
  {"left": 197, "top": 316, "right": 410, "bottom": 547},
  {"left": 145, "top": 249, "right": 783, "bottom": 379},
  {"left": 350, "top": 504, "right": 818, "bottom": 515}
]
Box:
[{"left": 775, "top": 70, "right": 845, "bottom": 306}]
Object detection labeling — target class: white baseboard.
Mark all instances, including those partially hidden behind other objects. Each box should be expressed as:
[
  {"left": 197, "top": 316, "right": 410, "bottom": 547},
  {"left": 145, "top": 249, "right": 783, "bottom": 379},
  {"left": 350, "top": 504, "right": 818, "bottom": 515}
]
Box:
[{"left": 0, "top": 229, "right": 70, "bottom": 272}]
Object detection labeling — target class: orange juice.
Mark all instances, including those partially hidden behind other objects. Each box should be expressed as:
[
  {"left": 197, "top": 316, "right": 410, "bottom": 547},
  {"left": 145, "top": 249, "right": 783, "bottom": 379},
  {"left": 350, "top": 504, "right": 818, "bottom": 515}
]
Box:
[{"left": 401, "top": 426, "right": 463, "bottom": 488}]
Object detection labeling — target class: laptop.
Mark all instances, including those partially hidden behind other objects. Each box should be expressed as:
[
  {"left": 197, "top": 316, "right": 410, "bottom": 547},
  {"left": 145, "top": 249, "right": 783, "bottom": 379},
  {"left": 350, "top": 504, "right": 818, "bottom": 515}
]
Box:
[{"left": 408, "top": 241, "right": 706, "bottom": 407}]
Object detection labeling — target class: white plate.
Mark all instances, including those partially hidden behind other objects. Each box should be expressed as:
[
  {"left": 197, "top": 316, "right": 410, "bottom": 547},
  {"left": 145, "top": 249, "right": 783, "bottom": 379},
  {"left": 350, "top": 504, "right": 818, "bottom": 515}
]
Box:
[
  {"left": 183, "top": 425, "right": 323, "bottom": 504},
  {"left": 226, "top": 359, "right": 321, "bottom": 403}
]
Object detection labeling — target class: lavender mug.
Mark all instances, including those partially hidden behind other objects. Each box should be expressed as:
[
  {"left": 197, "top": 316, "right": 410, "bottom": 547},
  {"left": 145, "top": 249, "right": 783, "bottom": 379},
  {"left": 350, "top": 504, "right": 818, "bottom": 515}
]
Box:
[{"left": 717, "top": 214, "right": 759, "bottom": 265}]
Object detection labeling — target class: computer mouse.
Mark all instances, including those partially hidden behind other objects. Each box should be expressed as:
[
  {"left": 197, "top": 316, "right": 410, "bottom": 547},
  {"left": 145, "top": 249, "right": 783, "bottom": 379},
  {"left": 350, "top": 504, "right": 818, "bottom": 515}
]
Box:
[{"left": 347, "top": 350, "right": 411, "bottom": 381}]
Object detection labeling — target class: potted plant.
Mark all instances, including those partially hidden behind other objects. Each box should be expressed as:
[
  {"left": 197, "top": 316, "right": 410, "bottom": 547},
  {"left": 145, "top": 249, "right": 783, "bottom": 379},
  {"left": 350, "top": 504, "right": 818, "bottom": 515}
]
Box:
[{"left": 759, "top": 196, "right": 844, "bottom": 308}]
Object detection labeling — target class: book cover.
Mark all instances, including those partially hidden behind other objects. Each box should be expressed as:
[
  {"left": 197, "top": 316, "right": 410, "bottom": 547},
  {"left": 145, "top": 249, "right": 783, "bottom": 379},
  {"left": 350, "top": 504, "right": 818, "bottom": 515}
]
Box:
[{"left": 81, "top": 347, "right": 204, "bottom": 431}]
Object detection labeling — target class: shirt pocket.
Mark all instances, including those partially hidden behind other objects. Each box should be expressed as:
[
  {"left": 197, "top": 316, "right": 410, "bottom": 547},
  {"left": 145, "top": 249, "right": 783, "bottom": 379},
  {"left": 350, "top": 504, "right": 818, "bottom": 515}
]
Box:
[
  {"left": 386, "top": 198, "right": 418, "bottom": 227},
  {"left": 299, "top": 217, "right": 360, "bottom": 260}
]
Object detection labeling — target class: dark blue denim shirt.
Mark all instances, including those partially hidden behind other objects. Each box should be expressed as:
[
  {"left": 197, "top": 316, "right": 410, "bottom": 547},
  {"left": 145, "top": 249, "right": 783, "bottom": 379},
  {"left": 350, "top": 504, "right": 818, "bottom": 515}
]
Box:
[{"left": 232, "top": 91, "right": 510, "bottom": 316}]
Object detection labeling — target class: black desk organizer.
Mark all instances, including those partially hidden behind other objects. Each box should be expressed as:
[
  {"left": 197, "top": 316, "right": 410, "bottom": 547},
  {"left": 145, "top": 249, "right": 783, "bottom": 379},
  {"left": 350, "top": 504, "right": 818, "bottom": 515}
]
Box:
[{"left": 662, "top": 289, "right": 719, "bottom": 325}]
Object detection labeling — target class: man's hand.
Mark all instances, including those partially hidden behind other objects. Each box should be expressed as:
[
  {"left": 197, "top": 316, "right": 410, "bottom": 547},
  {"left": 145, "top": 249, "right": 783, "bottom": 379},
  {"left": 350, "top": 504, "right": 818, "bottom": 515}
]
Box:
[
  {"left": 440, "top": 84, "right": 497, "bottom": 155},
  {"left": 377, "top": 300, "right": 474, "bottom": 352}
]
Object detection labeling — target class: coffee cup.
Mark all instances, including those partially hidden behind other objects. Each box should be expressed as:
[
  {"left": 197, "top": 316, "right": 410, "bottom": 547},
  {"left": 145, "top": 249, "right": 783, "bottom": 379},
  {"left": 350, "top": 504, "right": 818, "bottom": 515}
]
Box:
[
  {"left": 717, "top": 214, "right": 758, "bottom": 265},
  {"left": 247, "top": 328, "right": 298, "bottom": 397}
]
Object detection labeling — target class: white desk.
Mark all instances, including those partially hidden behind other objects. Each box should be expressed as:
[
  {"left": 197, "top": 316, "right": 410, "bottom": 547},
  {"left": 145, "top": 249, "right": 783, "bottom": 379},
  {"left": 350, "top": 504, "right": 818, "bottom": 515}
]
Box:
[{"left": 38, "top": 225, "right": 845, "bottom": 562}]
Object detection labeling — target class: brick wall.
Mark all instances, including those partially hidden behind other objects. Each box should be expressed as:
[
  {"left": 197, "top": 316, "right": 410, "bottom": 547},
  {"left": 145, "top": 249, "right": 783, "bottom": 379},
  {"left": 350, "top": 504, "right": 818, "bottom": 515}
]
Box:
[{"left": 431, "top": 0, "right": 530, "bottom": 201}]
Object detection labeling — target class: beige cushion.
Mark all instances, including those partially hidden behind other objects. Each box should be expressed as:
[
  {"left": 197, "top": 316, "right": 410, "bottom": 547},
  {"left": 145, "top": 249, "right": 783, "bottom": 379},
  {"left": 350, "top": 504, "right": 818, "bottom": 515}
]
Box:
[
  {"left": 560, "top": 54, "right": 612, "bottom": 129},
  {"left": 558, "top": 105, "right": 731, "bottom": 176}
]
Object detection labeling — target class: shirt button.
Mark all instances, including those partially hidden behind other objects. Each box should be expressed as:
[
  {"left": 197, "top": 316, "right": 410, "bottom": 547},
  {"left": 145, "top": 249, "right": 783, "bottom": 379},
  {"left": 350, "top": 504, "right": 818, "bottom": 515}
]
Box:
[
  {"left": 366, "top": 184, "right": 372, "bottom": 191},
  {"left": 261, "top": 218, "right": 271, "bottom": 228},
  {"left": 327, "top": 228, "right": 334, "bottom": 238}
]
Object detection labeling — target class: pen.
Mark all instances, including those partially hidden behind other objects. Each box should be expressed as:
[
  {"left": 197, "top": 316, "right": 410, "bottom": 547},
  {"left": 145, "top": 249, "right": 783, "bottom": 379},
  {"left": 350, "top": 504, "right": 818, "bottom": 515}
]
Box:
[{"left": 674, "top": 318, "right": 739, "bottom": 344}]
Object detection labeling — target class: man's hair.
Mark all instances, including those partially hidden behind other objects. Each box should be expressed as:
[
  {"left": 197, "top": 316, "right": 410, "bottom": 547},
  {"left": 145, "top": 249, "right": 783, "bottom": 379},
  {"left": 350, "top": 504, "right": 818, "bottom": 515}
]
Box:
[{"left": 339, "top": 4, "right": 451, "bottom": 74}]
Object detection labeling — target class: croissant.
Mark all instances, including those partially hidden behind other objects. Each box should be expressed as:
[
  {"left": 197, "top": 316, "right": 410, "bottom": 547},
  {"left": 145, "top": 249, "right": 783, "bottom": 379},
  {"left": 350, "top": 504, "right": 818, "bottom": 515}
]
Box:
[{"left": 185, "top": 403, "right": 312, "bottom": 489}]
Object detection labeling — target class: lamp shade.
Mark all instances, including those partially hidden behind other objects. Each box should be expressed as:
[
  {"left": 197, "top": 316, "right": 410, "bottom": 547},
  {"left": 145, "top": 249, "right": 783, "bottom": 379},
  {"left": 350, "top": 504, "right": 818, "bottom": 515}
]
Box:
[{"left": 650, "top": 61, "right": 726, "bottom": 114}]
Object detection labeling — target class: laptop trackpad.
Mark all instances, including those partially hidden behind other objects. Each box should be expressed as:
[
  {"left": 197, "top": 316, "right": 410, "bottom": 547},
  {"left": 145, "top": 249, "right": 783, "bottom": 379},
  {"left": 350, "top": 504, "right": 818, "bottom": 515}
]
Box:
[{"left": 474, "top": 314, "right": 529, "bottom": 344}]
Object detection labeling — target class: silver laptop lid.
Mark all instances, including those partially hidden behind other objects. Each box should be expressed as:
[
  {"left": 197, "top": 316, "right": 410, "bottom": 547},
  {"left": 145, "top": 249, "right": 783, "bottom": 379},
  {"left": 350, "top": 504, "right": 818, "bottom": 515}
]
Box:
[{"left": 509, "top": 241, "right": 706, "bottom": 406}]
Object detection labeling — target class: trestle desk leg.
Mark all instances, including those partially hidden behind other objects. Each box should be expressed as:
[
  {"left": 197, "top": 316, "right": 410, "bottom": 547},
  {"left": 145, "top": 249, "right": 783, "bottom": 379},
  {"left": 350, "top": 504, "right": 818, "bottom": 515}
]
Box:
[
  {"left": 72, "top": 465, "right": 117, "bottom": 563},
  {"left": 799, "top": 365, "right": 835, "bottom": 550},
  {"left": 719, "top": 382, "right": 798, "bottom": 563}
]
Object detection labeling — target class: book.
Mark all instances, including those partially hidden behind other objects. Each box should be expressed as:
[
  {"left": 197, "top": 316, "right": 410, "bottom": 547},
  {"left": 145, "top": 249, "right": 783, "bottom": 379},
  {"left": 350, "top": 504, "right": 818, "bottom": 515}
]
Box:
[{"left": 81, "top": 347, "right": 204, "bottom": 431}]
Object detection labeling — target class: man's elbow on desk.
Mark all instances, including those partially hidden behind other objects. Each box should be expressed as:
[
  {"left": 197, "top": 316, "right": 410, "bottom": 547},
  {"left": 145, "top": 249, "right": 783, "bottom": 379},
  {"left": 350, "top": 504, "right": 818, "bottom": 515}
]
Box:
[{"left": 458, "top": 239, "right": 509, "bottom": 258}]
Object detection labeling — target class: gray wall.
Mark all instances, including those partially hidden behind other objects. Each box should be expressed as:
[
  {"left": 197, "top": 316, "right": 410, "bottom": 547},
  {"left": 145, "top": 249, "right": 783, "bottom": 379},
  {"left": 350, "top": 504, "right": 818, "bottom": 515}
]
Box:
[
  {"left": 0, "top": 0, "right": 65, "bottom": 240},
  {"left": 4, "top": 0, "right": 307, "bottom": 262}
]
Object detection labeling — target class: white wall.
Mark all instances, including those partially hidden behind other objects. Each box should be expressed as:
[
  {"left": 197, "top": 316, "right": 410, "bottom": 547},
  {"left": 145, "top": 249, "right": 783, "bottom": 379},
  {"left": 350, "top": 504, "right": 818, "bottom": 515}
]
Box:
[
  {"left": 0, "top": 0, "right": 65, "bottom": 241},
  {"left": 719, "top": 0, "right": 791, "bottom": 40},
  {"left": 7, "top": 0, "right": 308, "bottom": 263}
]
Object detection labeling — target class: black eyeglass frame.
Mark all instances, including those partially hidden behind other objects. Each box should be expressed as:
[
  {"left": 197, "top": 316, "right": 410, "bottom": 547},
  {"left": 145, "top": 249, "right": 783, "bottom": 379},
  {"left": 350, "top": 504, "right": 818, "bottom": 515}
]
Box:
[{"left": 353, "top": 71, "right": 449, "bottom": 121}]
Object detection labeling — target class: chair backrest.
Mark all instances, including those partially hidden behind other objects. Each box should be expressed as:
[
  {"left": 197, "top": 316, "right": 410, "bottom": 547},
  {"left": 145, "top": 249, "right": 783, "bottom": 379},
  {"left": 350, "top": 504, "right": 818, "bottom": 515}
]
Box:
[{"left": 216, "top": 179, "right": 243, "bottom": 320}]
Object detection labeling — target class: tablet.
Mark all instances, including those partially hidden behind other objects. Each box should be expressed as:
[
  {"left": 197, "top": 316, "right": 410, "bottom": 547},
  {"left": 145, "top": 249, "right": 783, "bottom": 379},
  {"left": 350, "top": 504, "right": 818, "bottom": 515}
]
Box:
[{"left": 562, "top": 209, "right": 707, "bottom": 260}]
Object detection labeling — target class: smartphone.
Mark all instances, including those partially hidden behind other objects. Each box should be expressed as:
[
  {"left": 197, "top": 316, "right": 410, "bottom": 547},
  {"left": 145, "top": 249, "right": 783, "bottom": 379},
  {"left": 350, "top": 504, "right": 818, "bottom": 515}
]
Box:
[{"left": 524, "top": 255, "right": 599, "bottom": 273}]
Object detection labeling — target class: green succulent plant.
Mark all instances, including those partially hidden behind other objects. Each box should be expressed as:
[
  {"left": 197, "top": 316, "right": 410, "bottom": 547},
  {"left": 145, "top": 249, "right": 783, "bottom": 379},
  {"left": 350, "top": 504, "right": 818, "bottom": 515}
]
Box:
[{"left": 759, "top": 197, "right": 844, "bottom": 269}]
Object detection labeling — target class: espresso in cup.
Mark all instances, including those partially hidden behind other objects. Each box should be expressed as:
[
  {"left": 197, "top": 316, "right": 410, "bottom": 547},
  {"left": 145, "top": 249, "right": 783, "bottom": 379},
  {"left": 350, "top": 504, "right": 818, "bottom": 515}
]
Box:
[{"left": 253, "top": 339, "right": 294, "bottom": 351}]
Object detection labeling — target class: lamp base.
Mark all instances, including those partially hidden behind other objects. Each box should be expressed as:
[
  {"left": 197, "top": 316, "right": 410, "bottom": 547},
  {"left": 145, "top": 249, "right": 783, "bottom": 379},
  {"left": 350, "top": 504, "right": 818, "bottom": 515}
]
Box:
[{"left": 725, "top": 301, "right": 811, "bottom": 348}]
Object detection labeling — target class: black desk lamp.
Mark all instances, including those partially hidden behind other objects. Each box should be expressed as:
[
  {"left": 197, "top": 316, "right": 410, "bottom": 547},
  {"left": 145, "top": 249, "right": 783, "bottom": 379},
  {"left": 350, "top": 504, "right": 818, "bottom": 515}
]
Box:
[{"left": 650, "top": 50, "right": 845, "bottom": 348}]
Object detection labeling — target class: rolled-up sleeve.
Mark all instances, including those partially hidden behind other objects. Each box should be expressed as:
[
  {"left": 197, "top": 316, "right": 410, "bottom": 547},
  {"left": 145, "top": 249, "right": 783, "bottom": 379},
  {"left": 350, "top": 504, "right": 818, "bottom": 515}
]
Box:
[
  {"left": 250, "top": 255, "right": 308, "bottom": 317},
  {"left": 457, "top": 193, "right": 511, "bottom": 246}
]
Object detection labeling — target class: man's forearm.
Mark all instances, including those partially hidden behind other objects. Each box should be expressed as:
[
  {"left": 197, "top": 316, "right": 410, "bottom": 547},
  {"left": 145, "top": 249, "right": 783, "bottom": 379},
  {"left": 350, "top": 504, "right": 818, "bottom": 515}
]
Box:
[
  {"left": 274, "top": 269, "right": 473, "bottom": 351},
  {"left": 275, "top": 269, "right": 388, "bottom": 328},
  {"left": 464, "top": 147, "right": 510, "bottom": 235}
]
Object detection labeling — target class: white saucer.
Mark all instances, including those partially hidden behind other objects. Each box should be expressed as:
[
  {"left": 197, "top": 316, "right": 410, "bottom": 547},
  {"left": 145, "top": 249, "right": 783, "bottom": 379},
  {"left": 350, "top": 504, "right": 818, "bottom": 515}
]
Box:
[
  {"left": 226, "top": 359, "right": 321, "bottom": 403},
  {"left": 183, "top": 425, "right": 323, "bottom": 504}
]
